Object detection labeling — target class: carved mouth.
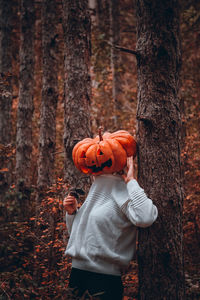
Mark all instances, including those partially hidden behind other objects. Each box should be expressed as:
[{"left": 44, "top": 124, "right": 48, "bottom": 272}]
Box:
[{"left": 87, "top": 158, "right": 112, "bottom": 173}]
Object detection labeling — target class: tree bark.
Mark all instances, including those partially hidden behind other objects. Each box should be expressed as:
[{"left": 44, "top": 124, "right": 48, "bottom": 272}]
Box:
[
  {"left": 96, "top": 0, "right": 110, "bottom": 32},
  {"left": 136, "top": 0, "right": 185, "bottom": 299},
  {"left": 37, "top": 0, "right": 58, "bottom": 189},
  {"left": 109, "top": 0, "right": 123, "bottom": 126},
  {"left": 62, "top": 0, "right": 92, "bottom": 189},
  {"left": 16, "top": 0, "right": 35, "bottom": 186},
  {"left": 0, "top": 0, "right": 13, "bottom": 145}
]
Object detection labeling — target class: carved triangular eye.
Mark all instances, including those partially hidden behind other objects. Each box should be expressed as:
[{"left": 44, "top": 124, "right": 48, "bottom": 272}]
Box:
[
  {"left": 80, "top": 151, "right": 86, "bottom": 158},
  {"left": 97, "top": 149, "right": 104, "bottom": 155}
]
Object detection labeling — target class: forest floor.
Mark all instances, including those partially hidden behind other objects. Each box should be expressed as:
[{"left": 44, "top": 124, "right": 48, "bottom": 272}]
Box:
[
  {"left": 122, "top": 261, "right": 200, "bottom": 300},
  {"left": 0, "top": 182, "right": 199, "bottom": 299},
  {"left": 0, "top": 243, "right": 199, "bottom": 299}
]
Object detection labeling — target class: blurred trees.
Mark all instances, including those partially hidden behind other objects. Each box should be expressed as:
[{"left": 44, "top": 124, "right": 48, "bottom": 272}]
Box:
[
  {"left": 180, "top": 0, "right": 200, "bottom": 289},
  {"left": 109, "top": 0, "right": 123, "bottom": 126},
  {"left": 37, "top": 0, "right": 58, "bottom": 189},
  {"left": 16, "top": 0, "right": 35, "bottom": 187},
  {"left": 33, "top": 0, "right": 59, "bottom": 288},
  {"left": 91, "top": 0, "right": 137, "bottom": 132},
  {"left": 0, "top": 0, "right": 199, "bottom": 298},
  {"left": 0, "top": 0, "right": 13, "bottom": 189},
  {"left": 0, "top": 0, "right": 13, "bottom": 145}
]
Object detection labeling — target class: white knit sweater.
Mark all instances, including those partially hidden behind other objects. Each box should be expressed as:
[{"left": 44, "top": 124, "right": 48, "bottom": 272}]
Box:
[{"left": 65, "top": 174, "right": 158, "bottom": 276}]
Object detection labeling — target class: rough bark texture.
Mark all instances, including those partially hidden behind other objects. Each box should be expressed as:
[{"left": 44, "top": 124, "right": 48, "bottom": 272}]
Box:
[
  {"left": 62, "top": 0, "right": 92, "bottom": 189},
  {"left": 109, "top": 0, "right": 123, "bottom": 125},
  {"left": 136, "top": 0, "right": 185, "bottom": 299},
  {"left": 16, "top": 0, "right": 35, "bottom": 186},
  {"left": 37, "top": 0, "right": 58, "bottom": 189},
  {"left": 0, "top": 0, "right": 13, "bottom": 145}
]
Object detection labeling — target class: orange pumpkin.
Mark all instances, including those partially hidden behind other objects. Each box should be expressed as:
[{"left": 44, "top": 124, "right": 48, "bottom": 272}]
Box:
[{"left": 72, "top": 128, "right": 137, "bottom": 175}]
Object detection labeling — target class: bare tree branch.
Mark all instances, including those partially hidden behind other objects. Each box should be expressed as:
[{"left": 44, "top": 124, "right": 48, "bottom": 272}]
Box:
[{"left": 105, "top": 40, "right": 139, "bottom": 57}]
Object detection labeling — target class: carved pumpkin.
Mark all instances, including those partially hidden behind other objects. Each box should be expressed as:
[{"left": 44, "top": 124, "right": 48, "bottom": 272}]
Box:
[{"left": 72, "top": 128, "right": 136, "bottom": 175}]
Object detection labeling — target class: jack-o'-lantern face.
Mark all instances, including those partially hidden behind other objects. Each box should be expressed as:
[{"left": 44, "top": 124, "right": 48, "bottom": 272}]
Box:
[{"left": 72, "top": 128, "right": 137, "bottom": 175}]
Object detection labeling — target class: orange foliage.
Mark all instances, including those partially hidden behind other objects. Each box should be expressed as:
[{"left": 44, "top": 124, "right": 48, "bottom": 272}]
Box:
[{"left": 0, "top": 0, "right": 200, "bottom": 299}]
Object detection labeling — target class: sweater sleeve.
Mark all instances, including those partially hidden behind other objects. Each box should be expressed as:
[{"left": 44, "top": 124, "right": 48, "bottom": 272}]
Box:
[
  {"left": 65, "top": 212, "right": 76, "bottom": 235},
  {"left": 121, "top": 179, "right": 158, "bottom": 228}
]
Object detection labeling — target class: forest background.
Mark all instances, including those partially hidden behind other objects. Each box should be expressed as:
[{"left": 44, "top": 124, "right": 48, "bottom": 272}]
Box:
[{"left": 0, "top": 0, "right": 199, "bottom": 299}]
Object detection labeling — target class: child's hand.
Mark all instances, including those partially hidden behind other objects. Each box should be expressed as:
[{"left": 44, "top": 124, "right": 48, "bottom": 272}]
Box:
[
  {"left": 122, "top": 156, "right": 135, "bottom": 183},
  {"left": 63, "top": 195, "right": 78, "bottom": 215}
]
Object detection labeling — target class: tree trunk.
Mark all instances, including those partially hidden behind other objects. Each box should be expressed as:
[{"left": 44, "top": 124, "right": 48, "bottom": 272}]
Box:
[
  {"left": 136, "top": 0, "right": 185, "bottom": 299},
  {"left": 62, "top": 0, "right": 92, "bottom": 189},
  {"left": 37, "top": 0, "right": 58, "bottom": 189},
  {"left": 16, "top": 0, "right": 35, "bottom": 186},
  {"left": 109, "top": 0, "right": 123, "bottom": 126},
  {"left": 0, "top": 0, "right": 13, "bottom": 145},
  {"left": 96, "top": 0, "right": 110, "bottom": 32}
]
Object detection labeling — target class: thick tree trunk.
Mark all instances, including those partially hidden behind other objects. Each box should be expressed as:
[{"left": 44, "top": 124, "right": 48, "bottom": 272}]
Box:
[
  {"left": 136, "top": 0, "right": 185, "bottom": 299},
  {"left": 16, "top": 0, "right": 35, "bottom": 186},
  {"left": 37, "top": 0, "right": 58, "bottom": 189},
  {"left": 62, "top": 0, "right": 92, "bottom": 189},
  {"left": 0, "top": 0, "right": 13, "bottom": 145},
  {"left": 109, "top": 0, "right": 123, "bottom": 125}
]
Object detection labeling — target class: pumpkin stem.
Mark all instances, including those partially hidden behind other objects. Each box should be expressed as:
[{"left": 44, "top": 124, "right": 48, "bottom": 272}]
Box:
[{"left": 98, "top": 126, "right": 103, "bottom": 141}]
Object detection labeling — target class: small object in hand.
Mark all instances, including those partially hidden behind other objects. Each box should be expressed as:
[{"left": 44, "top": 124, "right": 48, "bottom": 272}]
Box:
[
  {"left": 118, "top": 170, "right": 124, "bottom": 175},
  {"left": 69, "top": 187, "right": 85, "bottom": 199}
]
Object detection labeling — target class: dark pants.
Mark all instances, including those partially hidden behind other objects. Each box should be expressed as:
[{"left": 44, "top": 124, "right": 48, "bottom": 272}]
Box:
[{"left": 68, "top": 268, "right": 124, "bottom": 300}]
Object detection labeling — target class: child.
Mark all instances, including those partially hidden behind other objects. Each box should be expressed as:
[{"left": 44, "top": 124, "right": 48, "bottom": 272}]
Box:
[{"left": 64, "top": 156, "right": 158, "bottom": 299}]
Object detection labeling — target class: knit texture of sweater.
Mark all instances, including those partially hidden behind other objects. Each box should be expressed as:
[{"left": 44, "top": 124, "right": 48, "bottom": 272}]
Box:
[{"left": 65, "top": 174, "right": 158, "bottom": 276}]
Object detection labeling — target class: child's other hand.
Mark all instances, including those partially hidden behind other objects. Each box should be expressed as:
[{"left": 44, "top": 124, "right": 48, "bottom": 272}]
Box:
[
  {"left": 122, "top": 156, "right": 135, "bottom": 183},
  {"left": 63, "top": 195, "right": 78, "bottom": 215}
]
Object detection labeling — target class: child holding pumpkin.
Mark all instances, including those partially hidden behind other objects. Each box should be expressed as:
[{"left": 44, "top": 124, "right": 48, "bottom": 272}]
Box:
[{"left": 63, "top": 130, "right": 158, "bottom": 300}]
